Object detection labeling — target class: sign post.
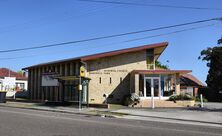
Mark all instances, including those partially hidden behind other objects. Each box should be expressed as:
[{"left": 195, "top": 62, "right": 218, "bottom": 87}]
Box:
[
  {"left": 79, "top": 77, "right": 82, "bottom": 111},
  {"left": 151, "top": 88, "right": 155, "bottom": 109},
  {"left": 79, "top": 66, "right": 85, "bottom": 111}
]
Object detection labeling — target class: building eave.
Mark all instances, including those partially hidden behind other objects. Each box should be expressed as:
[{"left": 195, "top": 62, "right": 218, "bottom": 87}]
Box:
[
  {"left": 132, "top": 70, "right": 192, "bottom": 75},
  {"left": 23, "top": 42, "right": 168, "bottom": 70}
]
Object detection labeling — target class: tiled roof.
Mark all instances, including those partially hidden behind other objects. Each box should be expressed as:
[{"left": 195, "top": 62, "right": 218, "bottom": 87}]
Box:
[
  {"left": 0, "top": 68, "right": 27, "bottom": 80},
  {"left": 23, "top": 42, "right": 168, "bottom": 69},
  {"left": 180, "top": 74, "right": 206, "bottom": 87},
  {"left": 81, "top": 42, "right": 168, "bottom": 61}
]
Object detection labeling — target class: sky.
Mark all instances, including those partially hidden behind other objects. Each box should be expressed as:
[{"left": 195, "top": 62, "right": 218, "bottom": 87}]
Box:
[{"left": 0, "top": 0, "right": 222, "bottom": 83}]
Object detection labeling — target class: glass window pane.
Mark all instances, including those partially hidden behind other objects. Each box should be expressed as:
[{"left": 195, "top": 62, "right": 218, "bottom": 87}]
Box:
[
  {"left": 153, "top": 79, "right": 159, "bottom": 97},
  {"left": 146, "top": 79, "right": 151, "bottom": 97}
]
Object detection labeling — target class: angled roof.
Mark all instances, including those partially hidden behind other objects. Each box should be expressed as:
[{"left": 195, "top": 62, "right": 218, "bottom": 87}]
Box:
[
  {"left": 81, "top": 42, "right": 168, "bottom": 61},
  {"left": 0, "top": 68, "right": 27, "bottom": 80},
  {"left": 23, "top": 42, "right": 168, "bottom": 69},
  {"left": 180, "top": 74, "right": 206, "bottom": 87}
]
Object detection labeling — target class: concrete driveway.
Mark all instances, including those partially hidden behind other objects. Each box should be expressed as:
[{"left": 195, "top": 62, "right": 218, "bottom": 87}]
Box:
[
  {"left": 200, "top": 102, "right": 222, "bottom": 110},
  {"left": 111, "top": 106, "right": 222, "bottom": 125}
]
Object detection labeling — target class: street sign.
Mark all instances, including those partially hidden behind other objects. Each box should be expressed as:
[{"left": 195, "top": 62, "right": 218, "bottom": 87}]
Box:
[
  {"left": 79, "top": 84, "right": 82, "bottom": 91},
  {"left": 41, "top": 73, "right": 59, "bottom": 87},
  {"left": 80, "top": 66, "right": 85, "bottom": 77}
]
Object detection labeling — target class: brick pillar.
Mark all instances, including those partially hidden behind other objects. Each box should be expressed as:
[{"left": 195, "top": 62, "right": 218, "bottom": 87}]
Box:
[
  {"left": 175, "top": 73, "right": 180, "bottom": 95},
  {"left": 135, "top": 74, "right": 139, "bottom": 95},
  {"left": 130, "top": 73, "right": 140, "bottom": 95},
  {"left": 130, "top": 74, "right": 135, "bottom": 93}
]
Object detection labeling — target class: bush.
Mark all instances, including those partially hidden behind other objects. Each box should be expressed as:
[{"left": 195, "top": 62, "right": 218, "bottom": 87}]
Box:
[
  {"left": 123, "top": 93, "right": 140, "bottom": 106},
  {"left": 15, "top": 90, "right": 29, "bottom": 99},
  {"left": 168, "top": 94, "right": 195, "bottom": 102},
  {"left": 195, "top": 96, "right": 208, "bottom": 102}
]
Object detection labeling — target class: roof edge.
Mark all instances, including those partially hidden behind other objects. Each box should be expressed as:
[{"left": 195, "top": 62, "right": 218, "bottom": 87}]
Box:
[
  {"left": 23, "top": 42, "right": 168, "bottom": 70},
  {"left": 81, "top": 42, "right": 168, "bottom": 61},
  {"left": 132, "top": 70, "right": 192, "bottom": 74}
]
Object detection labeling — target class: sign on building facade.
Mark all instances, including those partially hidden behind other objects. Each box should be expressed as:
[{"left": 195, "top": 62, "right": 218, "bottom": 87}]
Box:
[{"left": 41, "top": 73, "right": 59, "bottom": 86}]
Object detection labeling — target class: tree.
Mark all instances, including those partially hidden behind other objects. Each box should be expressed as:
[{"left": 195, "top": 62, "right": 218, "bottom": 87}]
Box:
[
  {"left": 218, "top": 37, "right": 222, "bottom": 45},
  {"left": 17, "top": 70, "right": 24, "bottom": 75},
  {"left": 199, "top": 39, "right": 222, "bottom": 101},
  {"left": 155, "top": 60, "right": 169, "bottom": 69}
]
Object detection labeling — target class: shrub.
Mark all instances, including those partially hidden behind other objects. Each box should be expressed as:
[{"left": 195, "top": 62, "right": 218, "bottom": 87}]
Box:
[
  {"left": 195, "top": 96, "right": 208, "bottom": 102},
  {"left": 15, "top": 90, "right": 29, "bottom": 99},
  {"left": 123, "top": 93, "right": 140, "bottom": 106},
  {"left": 168, "top": 94, "right": 195, "bottom": 102}
]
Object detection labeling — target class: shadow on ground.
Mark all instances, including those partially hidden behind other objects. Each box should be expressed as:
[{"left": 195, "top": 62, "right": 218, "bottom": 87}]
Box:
[
  {"left": 34, "top": 102, "right": 84, "bottom": 108},
  {"left": 187, "top": 107, "right": 222, "bottom": 112}
]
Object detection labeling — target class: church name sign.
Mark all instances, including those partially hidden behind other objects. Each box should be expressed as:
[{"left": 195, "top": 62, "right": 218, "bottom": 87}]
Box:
[{"left": 89, "top": 69, "right": 128, "bottom": 75}]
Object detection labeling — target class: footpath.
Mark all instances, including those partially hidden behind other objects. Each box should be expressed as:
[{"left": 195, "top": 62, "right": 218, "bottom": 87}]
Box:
[{"left": 0, "top": 101, "right": 222, "bottom": 127}]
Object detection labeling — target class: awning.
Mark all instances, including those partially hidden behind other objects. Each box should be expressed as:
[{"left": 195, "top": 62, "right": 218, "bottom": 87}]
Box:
[
  {"left": 54, "top": 76, "right": 91, "bottom": 81},
  {"left": 132, "top": 70, "right": 192, "bottom": 75}
]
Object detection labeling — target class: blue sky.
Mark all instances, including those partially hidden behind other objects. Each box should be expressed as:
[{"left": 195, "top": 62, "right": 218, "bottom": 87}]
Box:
[{"left": 0, "top": 0, "right": 222, "bottom": 83}]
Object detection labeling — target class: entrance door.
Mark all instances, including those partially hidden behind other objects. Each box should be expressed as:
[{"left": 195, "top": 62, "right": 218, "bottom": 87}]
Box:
[{"left": 144, "top": 77, "right": 160, "bottom": 98}]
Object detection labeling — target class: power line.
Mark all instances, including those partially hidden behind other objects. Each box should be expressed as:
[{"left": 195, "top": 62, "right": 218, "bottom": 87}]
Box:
[
  {"left": 0, "top": 16, "right": 221, "bottom": 53},
  {"left": 0, "top": 23, "right": 220, "bottom": 61},
  {"left": 122, "top": 23, "right": 220, "bottom": 43},
  {"left": 78, "top": 0, "right": 222, "bottom": 11}
]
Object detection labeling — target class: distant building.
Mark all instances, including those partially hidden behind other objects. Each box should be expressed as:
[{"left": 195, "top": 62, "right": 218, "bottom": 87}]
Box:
[
  {"left": 23, "top": 42, "right": 203, "bottom": 107},
  {"left": 180, "top": 74, "right": 206, "bottom": 97},
  {"left": 0, "top": 68, "right": 28, "bottom": 92}
]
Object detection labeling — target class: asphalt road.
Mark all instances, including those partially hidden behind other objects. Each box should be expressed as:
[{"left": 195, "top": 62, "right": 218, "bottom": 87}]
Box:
[{"left": 0, "top": 107, "right": 222, "bottom": 136}]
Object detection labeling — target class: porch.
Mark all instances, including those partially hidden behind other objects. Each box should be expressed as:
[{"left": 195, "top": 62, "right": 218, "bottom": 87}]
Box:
[
  {"left": 53, "top": 76, "right": 90, "bottom": 106},
  {"left": 130, "top": 70, "right": 192, "bottom": 101}
]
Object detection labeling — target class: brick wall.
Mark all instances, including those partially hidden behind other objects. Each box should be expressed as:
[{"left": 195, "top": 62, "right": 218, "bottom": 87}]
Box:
[{"left": 86, "top": 50, "right": 147, "bottom": 104}]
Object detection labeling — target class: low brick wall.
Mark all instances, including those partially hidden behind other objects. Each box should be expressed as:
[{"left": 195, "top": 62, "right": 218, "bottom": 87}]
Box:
[
  {"left": 133, "top": 100, "right": 195, "bottom": 108},
  {"left": 175, "top": 100, "right": 195, "bottom": 107}
]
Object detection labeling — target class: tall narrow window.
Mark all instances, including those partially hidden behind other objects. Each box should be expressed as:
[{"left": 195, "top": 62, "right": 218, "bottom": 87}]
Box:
[
  {"left": 120, "top": 77, "right": 122, "bottom": 83},
  {"left": 110, "top": 77, "right": 112, "bottom": 84},
  {"left": 146, "top": 49, "right": 155, "bottom": 70},
  {"left": 99, "top": 77, "right": 101, "bottom": 84}
]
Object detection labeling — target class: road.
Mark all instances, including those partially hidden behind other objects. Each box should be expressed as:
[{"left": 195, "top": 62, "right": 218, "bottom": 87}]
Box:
[{"left": 0, "top": 107, "right": 221, "bottom": 136}]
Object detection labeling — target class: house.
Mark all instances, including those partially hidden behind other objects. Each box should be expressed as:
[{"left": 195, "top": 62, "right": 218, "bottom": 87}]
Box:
[
  {"left": 180, "top": 74, "right": 206, "bottom": 97},
  {"left": 23, "top": 42, "right": 197, "bottom": 107},
  {"left": 0, "top": 68, "right": 28, "bottom": 93}
]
